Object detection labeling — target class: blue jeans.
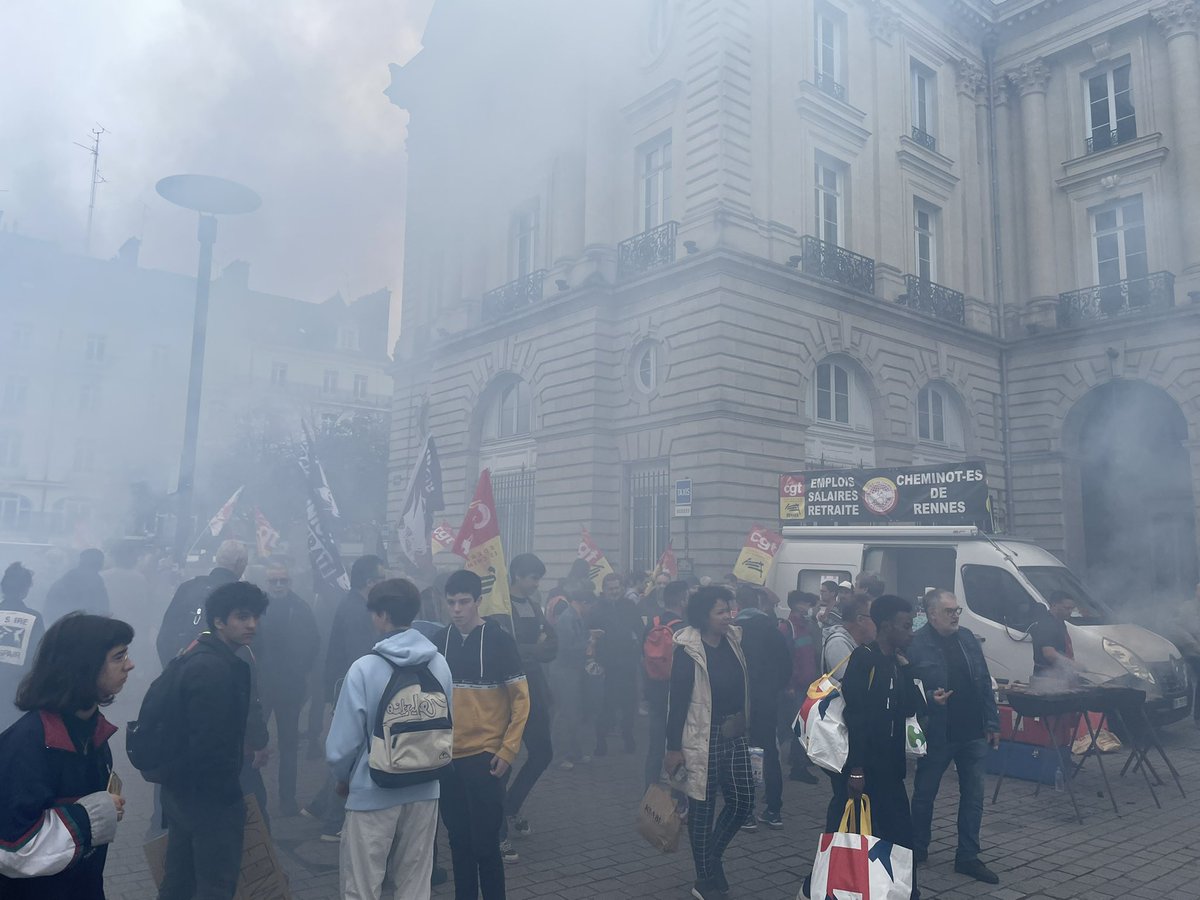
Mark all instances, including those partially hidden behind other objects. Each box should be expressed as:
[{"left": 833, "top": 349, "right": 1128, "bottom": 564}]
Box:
[{"left": 911, "top": 736, "right": 987, "bottom": 863}]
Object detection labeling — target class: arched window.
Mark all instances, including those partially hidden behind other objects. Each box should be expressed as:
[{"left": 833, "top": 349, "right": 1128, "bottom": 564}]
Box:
[
  {"left": 483, "top": 380, "right": 532, "bottom": 442},
  {"left": 916, "top": 384, "right": 965, "bottom": 450},
  {"left": 634, "top": 342, "right": 660, "bottom": 394},
  {"left": 0, "top": 493, "right": 31, "bottom": 530},
  {"left": 808, "top": 357, "right": 876, "bottom": 466},
  {"left": 816, "top": 362, "right": 851, "bottom": 424}
]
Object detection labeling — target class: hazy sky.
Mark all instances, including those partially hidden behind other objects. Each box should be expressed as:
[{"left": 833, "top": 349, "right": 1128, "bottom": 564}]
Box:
[{"left": 0, "top": 1, "right": 434, "bottom": 328}]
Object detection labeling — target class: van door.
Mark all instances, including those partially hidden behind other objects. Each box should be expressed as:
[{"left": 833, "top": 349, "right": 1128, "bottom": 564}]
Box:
[{"left": 959, "top": 564, "right": 1044, "bottom": 683}]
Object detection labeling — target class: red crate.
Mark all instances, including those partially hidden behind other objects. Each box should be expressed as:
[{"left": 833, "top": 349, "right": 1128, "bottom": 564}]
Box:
[{"left": 997, "top": 704, "right": 1079, "bottom": 748}]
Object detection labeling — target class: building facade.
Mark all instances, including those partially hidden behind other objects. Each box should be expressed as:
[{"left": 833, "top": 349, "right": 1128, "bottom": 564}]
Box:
[
  {"left": 386, "top": 0, "right": 1200, "bottom": 599},
  {"left": 0, "top": 232, "right": 392, "bottom": 550}
]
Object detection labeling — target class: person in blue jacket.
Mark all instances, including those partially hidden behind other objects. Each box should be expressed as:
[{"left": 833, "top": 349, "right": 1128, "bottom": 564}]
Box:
[{"left": 0, "top": 613, "right": 135, "bottom": 899}]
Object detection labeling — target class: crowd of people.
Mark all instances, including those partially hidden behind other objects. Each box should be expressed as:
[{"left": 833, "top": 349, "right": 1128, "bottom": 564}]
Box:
[{"left": 0, "top": 540, "right": 1079, "bottom": 900}]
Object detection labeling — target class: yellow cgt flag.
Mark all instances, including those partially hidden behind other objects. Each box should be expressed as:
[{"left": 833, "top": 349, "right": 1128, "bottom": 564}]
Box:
[{"left": 451, "top": 470, "right": 512, "bottom": 618}]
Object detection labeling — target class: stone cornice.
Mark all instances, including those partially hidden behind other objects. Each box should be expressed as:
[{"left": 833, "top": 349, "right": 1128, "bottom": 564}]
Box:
[
  {"left": 955, "top": 58, "right": 986, "bottom": 98},
  {"left": 1151, "top": 1, "right": 1200, "bottom": 40},
  {"left": 1007, "top": 59, "right": 1051, "bottom": 96}
]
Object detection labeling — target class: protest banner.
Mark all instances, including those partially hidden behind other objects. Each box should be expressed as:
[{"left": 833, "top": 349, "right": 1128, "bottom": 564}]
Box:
[
  {"left": 732, "top": 525, "right": 784, "bottom": 586},
  {"left": 578, "top": 528, "right": 616, "bottom": 592},
  {"left": 452, "top": 470, "right": 512, "bottom": 618}
]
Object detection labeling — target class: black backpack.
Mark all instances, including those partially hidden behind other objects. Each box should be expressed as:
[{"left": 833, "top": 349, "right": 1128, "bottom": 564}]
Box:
[
  {"left": 366, "top": 653, "right": 453, "bottom": 788},
  {"left": 126, "top": 655, "right": 187, "bottom": 784}
]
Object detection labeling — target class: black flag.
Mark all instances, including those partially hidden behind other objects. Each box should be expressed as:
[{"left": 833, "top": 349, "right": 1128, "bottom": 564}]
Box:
[
  {"left": 397, "top": 434, "right": 444, "bottom": 576},
  {"left": 298, "top": 422, "right": 350, "bottom": 597}
]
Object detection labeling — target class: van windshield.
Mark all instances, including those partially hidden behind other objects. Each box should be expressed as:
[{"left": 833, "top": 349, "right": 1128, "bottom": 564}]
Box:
[{"left": 1019, "top": 566, "right": 1111, "bottom": 624}]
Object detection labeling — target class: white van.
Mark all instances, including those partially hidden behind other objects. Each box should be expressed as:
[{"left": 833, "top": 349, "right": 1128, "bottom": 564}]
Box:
[{"left": 768, "top": 525, "right": 1192, "bottom": 724}]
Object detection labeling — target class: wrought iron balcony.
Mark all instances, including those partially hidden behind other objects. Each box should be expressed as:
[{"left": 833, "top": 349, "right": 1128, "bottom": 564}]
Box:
[
  {"left": 796, "top": 236, "right": 875, "bottom": 294},
  {"left": 617, "top": 220, "right": 678, "bottom": 280},
  {"left": 482, "top": 269, "right": 547, "bottom": 322},
  {"left": 910, "top": 126, "right": 937, "bottom": 152},
  {"left": 1057, "top": 271, "right": 1175, "bottom": 327},
  {"left": 897, "top": 275, "right": 965, "bottom": 325},
  {"left": 814, "top": 70, "right": 847, "bottom": 103},
  {"left": 1085, "top": 123, "right": 1137, "bottom": 154}
]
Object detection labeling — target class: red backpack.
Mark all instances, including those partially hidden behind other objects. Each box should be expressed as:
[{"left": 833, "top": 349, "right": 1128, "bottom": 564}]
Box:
[{"left": 642, "top": 614, "right": 682, "bottom": 681}]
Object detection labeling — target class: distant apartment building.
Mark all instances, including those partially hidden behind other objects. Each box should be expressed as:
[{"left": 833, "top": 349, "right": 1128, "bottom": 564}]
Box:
[
  {"left": 0, "top": 232, "right": 391, "bottom": 548},
  {"left": 385, "top": 0, "right": 1200, "bottom": 600}
]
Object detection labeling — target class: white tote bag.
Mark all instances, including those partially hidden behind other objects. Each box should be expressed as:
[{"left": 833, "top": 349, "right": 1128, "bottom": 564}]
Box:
[{"left": 806, "top": 797, "right": 914, "bottom": 900}]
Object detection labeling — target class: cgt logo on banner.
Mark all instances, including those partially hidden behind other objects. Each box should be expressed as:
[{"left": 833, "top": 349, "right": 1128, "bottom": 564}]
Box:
[
  {"left": 431, "top": 521, "right": 456, "bottom": 555},
  {"left": 732, "top": 525, "right": 784, "bottom": 586},
  {"left": 578, "top": 528, "right": 616, "bottom": 592}
]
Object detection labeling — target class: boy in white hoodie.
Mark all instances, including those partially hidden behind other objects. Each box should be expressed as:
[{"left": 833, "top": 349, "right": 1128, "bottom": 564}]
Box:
[{"left": 326, "top": 578, "right": 453, "bottom": 900}]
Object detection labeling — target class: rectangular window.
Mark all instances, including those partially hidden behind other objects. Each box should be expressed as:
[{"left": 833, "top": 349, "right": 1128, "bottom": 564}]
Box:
[
  {"left": 323, "top": 370, "right": 339, "bottom": 393},
  {"left": 814, "top": 157, "right": 845, "bottom": 246},
  {"left": 493, "top": 468, "right": 536, "bottom": 559},
  {"left": 629, "top": 467, "right": 671, "bottom": 576},
  {"left": 1092, "top": 196, "right": 1147, "bottom": 284},
  {"left": 338, "top": 327, "right": 359, "bottom": 351},
  {"left": 814, "top": 6, "right": 845, "bottom": 98},
  {"left": 79, "top": 383, "right": 100, "bottom": 412},
  {"left": 918, "top": 388, "right": 945, "bottom": 443},
  {"left": 270, "top": 362, "right": 288, "bottom": 386},
  {"left": 86, "top": 334, "right": 106, "bottom": 363},
  {"left": 1086, "top": 62, "right": 1136, "bottom": 152},
  {"left": 1, "top": 376, "right": 28, "bottom": 413},
  {"left": 512, "top": 203, "right": 539, "bottom": 279},
  {"left": 863, "top": 546, "right": 956, "bottom": 609},
  {"left": 353, "top": 374, "right": 369, "bottom": 400},
  {"left": 911, "top": 60, "right": 937, "bottom": 144},
  {"left": 914, "top": 200, "right": 939, "bottom": 282},
  {"left": 816, "top": 363, "right": 850, "bottom": 425},
  {"left": 640, "top": 133, "right": 673, "bottom": 232}
]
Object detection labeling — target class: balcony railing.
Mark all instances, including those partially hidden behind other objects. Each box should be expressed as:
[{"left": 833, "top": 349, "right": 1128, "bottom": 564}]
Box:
[
  {"left": 482, "top": 269, "right": 547, "bottom": 322},
  {"left": 910, "top": 126, "right": 937, "bottom": 152},
  {"left": 797, "top": 236, "right": 875, "bottom": 294},
  {"left": 1057, "top": 271, "right": 1175, "bottom": 327},
  {"left": 814, "top": 70, "right": 847, "bottom": 103},
  {"left": 1085, "top": 123, "right": 1137, "bottom": 154},
  {"left": 617, "top": 220, "right": 678, "bottom": 280},
  {"left": 897, "top": 275, "right": 965, "bottom": 325}
]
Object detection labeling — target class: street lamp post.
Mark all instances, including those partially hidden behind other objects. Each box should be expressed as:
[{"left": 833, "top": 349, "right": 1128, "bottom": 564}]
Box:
[{"left": 156, "top": 174, "right": 260, "bottom": 564}]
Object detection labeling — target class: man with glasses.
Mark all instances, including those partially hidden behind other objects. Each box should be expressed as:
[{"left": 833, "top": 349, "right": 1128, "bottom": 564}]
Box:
[
  {"left": 257, "top": 561, "right": 319, "bottom": 816},
  {"left": 908, "top": 589, "right": 1001, "bottom": 885}
]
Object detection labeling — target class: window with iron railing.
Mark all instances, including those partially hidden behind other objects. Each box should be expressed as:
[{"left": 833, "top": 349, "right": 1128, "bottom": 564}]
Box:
[
  {"left": 493, "top": 469, "right": 536, "bottom": 559},
  {"left": 1085, "top": 62, "right": 1136, "bottom": 154},
  {"left": 629, "top": 467, "right": 670, "bottom": 575}
]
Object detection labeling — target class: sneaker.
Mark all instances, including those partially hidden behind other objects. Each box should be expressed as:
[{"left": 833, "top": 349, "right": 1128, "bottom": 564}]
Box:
[
  {"left": 500, "top": 840, "right": 519, "bottom": 863},
  {"left": 300, "top": 807, "right": 317, "bottom": 821},
  {"left": 789, "top": 768, "right": 819, "bottom": 784},
  {"left": 581, "top": 754, "right": 593, "bottom": 763},
  {"left": 690, "top": 879, "right": 727, "bottom": 899},
  {"left": 954, "top": 859, "right": 999, "bottom": 884},
  {"left": 758, "top": 809, "right": 783, "bottom": 830},
  {"left": 558, "top": 759, "right": 575, "bottom": 771},
  {"left": 279, "top": 800, "right": 299, "bottom": 817},
  {"left": 740, "top": 817, "right": 758, "bottom": 833},
  {"left": 508, "top": 815, "right": 532, "bottom": 837},
  {"left": 319, "top": 831, "right": 341, "bottom": 843}
]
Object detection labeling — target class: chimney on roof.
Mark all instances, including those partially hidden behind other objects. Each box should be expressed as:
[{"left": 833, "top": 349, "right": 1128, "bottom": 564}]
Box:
[
  {"left": 222, "top": 259, "right": 250, "bottom": 289},
  {"left": 116, "top": 236, "right": 141, "bottom": 266}
]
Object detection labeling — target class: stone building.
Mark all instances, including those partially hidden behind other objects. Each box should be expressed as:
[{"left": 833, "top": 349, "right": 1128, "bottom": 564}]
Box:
[
  {"left": 386, "top": 0, "right": 1200, "bottom": 599},
  {"left": 0, "top": 232, "right": 391, "bottom": 550}
]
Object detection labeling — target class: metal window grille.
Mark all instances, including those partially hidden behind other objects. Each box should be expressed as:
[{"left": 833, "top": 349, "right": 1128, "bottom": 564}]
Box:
[
  {"left": 629, "top": 468, "right": 670, "bottom": 575},
  {"left": 492, "top": 469, "right": 535, "bottom": 559}
]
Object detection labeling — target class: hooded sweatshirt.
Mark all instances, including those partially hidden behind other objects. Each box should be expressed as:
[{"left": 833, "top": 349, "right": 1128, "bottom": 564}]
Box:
[
  {"left": 325, "top": 628, "right": 453, "bottom": 812},
  {"left": 821, "top": 623, "right": 858, "bottom": 680}
]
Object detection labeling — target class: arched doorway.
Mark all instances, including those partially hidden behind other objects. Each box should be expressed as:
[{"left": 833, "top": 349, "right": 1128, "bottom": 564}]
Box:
[{"left": 1070, "top": 380, "right": 1198, "bottom": 603}]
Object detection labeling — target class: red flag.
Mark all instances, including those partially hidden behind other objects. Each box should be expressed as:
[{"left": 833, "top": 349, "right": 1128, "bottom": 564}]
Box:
[
  {"left": 655, "top": 542, "right": 678, "bottom": 580},
  {"left": 452, "top": 470, "right": 511, "bottom": 617},
  {"left": 254, "top": 508, "right": 280, "bottom": 558}
]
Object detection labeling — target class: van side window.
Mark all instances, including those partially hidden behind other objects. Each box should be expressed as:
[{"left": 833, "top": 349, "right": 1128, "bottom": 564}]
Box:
[
  {"left": 863, "top": 546, "right": 955, "bottom": 604},
  {"left": 961, "top": 565, "right": 1041, "bottom": 630},
  {"left": 797, "top": 570, "right": 851, "bottom": 592}
]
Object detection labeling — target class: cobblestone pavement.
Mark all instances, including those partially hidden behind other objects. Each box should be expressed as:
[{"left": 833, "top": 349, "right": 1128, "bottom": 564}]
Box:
[{"left": 102, "top": 696, "right": 1200, "bottom": 900}]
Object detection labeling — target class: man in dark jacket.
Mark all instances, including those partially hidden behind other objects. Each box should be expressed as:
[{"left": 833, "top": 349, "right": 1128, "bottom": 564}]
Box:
[
  {"left": 158, "top": 581, "right": 268, "bottom": 900},
  {"left": 908, "top": 589, "right": 1000, "bottom": 884},
  {"left": 595, "top": 572, "right": 644, "bottom": 756},
  {"left": 42, "top": 548, "right": 109, "bottom": 623},
  {"left": 156, "top": 541, "right": 248, "bottom": 668},
  {"left": 843, "top": 594, "right": 942, "bottom": 899},
  {"left": 0, "top": 563, "right": 44, "bottom": 733},
  {"left": 256, "top": 561, "right": 319, "bottom": 816},
  {"left": 734, "top": 586, "right": 792, "bottom": 830}
]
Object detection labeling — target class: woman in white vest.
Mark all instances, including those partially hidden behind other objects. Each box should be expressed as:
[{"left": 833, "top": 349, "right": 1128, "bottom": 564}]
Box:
[{"left": 663, "top": 585, "right": 753, "bottom": 900}]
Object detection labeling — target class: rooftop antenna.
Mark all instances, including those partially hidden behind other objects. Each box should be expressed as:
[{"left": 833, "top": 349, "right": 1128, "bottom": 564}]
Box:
[{"left": 73, "top": 124, "right": 108, "bottom": 254}]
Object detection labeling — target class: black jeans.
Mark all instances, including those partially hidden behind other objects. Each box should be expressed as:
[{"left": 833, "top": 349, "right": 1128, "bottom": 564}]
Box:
[
  {"left": 440, "top": 753, "right": 506, "bottom": 900},
  {"left": 503, "top": 679, "right": 552, "bottom": 820},
  {"left": 750, "top": 706, "right": 782, "bottom": 814},
  {"left": 158, "top": 789, "right": 245, "bottom": 900},
  {"left": 264, "top": 691, "right": 304, "bottom": 807},
  {"left": 687, "top": 735, "right": 754, "bottom": 883},
  {"left": 597, "top": 666, "right": 638, "bottom": 747},
  {"left": 644, "top": 685, "right": 669, "bottom": 788}
]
